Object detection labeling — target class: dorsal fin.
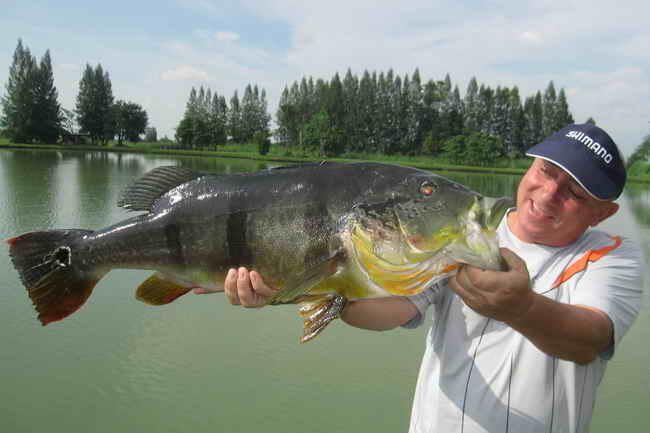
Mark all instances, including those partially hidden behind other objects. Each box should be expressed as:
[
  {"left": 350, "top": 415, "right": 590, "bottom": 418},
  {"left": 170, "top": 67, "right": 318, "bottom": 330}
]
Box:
[{"left": 117, "top": 166, "right": 202, "bottom": 212}]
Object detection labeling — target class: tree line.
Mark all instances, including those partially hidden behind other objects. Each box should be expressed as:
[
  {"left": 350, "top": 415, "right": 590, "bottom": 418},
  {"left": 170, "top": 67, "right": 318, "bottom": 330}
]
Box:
[
  {"left": 1, "top": 39, "right": 149, "bottom": 145},
  {"left": 175, "top": 84, "right": 271, "bottom": 152},
  {"left": 275, "top": 69, "right": 578, "bottom": 164},
  {"left": 3, "top": 39, "right": 589, "bottom": 165}
]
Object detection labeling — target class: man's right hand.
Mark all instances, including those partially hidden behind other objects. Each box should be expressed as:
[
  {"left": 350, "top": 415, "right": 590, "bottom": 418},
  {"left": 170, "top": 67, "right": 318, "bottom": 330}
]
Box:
[{"left": 223, "top": 267, "right": 278, "bottom": 308}]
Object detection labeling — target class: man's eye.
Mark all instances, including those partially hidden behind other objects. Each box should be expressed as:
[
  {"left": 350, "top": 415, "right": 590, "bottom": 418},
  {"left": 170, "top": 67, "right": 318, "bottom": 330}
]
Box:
[{"left": 568, "top": 188, "right": 586, "bottom": 200}]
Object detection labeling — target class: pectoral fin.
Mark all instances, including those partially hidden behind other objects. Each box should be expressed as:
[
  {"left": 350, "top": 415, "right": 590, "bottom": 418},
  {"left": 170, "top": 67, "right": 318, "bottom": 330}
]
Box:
[
  {"left": 298, "top": 294, "right": 348, "bottom": 343},
  {"left": 267, "top": 253, "right": 343, "bottom": 305},
  {"left": 136, "top": 273, "right": 192, "bottom": 305}
]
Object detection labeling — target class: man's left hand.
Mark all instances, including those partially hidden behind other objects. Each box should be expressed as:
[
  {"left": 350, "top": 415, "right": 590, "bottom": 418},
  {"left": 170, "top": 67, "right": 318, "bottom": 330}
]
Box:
[{"left": 448, "top": 248, "right": 534, "bottom": 322}]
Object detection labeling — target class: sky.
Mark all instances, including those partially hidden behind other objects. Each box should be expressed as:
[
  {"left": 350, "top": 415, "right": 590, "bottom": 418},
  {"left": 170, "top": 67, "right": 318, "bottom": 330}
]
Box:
[{"left": 1, "top": 0, "right": 648, "bottom": 156}]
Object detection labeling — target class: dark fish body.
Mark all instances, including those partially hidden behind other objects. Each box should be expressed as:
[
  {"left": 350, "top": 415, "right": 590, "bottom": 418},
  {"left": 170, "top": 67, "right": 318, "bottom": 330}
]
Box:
[{"left": 8, "top": 162, "right": 511, "bottom": 341}]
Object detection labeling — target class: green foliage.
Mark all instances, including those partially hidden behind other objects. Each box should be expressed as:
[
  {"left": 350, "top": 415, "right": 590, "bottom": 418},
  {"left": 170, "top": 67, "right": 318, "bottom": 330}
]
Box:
[
  {"left": 75, "top": 63, "right": 114, "bottom": 145},
  {"left": 175, "top": 84, "right": 269, "bottom": 149},
  {"left": 627, "top": 135, "right": 650, "bottom": 170},
  {"left": 1, "top": 39, "right": 62, "bottom": 144},
  {"left": 442, "top": 132, "right": 504, "bottom": 166},
  {"left": 274, "top": 69, "right": 577, "bottom": 159},
  {"left": 113, "top": 100, "right": 148, "bottom": 145}
]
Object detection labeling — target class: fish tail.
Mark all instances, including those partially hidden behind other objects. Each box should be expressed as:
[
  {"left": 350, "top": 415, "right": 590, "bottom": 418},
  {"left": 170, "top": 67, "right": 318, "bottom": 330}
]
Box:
[{"left": 7, "top": 229, "right": 105, "bottom": 325}]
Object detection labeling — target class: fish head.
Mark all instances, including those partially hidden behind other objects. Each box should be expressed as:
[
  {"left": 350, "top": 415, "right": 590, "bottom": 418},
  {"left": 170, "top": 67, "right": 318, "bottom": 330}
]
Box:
[{"left": 391, "top": 173, "right": 513, "bottom": 270}]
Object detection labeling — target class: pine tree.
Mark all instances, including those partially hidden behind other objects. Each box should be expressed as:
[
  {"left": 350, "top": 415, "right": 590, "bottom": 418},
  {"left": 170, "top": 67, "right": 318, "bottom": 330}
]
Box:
[
  {"left": 175, "top": 87, "right": 198, "bottom": 147},
  {"left": 522, "top": 92, "right": 544, "bottom": 150},
  {"left": 342, "top": 68, "right": 360, "bottom": 152},
  {"left": 1, "top": 39, "right": 38, "bottom": 143},
  {"left": 542, "top": 81, "right": 557, "bottom": 137},
  {"left": 240, "top": 84, "right": 256, "bottom": 142},
  {"left": 554, "top": 89, "right": 574, "bottom": 130},
  {"left": 228, "top": 91, "right": 242, "bottom": 143},
  {"left": 76, "top": 63, "right": 114, "bottom": 145},
  {"left": 358, "top": 70, "right": 377, "bottom": 152},
  {"left": 209, "top": 91, "right": 228, "bottom": 145},
  {"left": 476, "top": 84, "right": 494, "bottom": 135},
  {"left": 505, "top": 87, "right": 524, "bottom": 156},
  {"left": 463, "top": 77, "right": 480, "bottom": 133},
  {"left": 276, "top": 86, "right": 297, "bottom": 146},
  {"left": 256, "top": 88, "right": 271, "bottom": 139},
  {"left": 32, "top": 50, "right": 61, "bottom": 143},
  {"left": 491, "top": 86, "right": 509, "bottom": 146}
]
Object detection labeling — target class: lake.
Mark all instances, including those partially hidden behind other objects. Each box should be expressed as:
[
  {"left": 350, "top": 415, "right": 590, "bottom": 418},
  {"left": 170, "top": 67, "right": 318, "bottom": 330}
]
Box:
[{"left": 1, "top": 149, "right": 648, "bottom": 432}]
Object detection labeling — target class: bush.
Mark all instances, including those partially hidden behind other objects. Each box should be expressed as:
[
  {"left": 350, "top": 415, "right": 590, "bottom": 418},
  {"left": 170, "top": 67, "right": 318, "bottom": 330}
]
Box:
[{"left": 442, "top": 132, "right": 504, "bottom": 166}]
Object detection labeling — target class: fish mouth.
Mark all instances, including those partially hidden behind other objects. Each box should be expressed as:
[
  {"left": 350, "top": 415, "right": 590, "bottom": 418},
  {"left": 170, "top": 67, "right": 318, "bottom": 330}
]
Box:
[
  {"left": 443, "top": 196, "right": 512, "bottom": 271},
  {"left": 400, "top": 196, "right": 512, "bottom": 271}
]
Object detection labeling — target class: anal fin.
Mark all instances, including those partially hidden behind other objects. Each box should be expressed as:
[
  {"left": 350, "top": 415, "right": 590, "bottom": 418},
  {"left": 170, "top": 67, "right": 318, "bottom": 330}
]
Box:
[
  {"left": 136, "top": 273, "right": 192, "bottom": 305},
  {"left": 298, "top": 294, "right": 348, "bottom": 343}
]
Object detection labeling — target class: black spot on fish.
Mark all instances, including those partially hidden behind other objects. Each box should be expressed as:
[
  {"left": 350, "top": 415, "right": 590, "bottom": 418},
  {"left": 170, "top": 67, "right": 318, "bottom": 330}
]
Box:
[
  {"left": 165, "top": 223, "right": 184, "bottom": 265},
  {"left": 303, "top": 199, "right": 331, "bottom": 267},
  {"left": 226, "top": 211, "right": 253, "bottom": 266}
]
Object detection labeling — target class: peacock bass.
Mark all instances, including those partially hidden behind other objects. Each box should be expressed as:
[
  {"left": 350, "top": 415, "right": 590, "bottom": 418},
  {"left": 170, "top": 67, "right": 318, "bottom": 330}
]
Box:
[{"left": 8, "top": 162, "right": 512, "bottom": 342}]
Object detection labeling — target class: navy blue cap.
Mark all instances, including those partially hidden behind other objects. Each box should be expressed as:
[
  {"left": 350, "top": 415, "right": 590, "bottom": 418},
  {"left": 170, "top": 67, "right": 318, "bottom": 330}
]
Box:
[{"left": 526, "top": 123, "right": 626, "bottom": 200}]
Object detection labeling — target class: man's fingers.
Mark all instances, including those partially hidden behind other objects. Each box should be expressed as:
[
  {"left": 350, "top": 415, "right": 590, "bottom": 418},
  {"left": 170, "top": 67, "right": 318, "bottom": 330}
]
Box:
[
  {"left": 455, "top": 265, "right": 479, "bottom": 293},
  {"left": 224, "top": 268, "right": 241, "bottom": 305},
  {"left": 249, "top": 271, "right": 276, "bottom": 297}
]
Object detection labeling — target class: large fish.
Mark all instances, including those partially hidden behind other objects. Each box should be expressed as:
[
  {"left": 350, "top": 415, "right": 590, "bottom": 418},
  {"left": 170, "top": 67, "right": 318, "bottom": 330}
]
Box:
[{"left": 8, "top": 162, "right": 511, "bottom": 342}]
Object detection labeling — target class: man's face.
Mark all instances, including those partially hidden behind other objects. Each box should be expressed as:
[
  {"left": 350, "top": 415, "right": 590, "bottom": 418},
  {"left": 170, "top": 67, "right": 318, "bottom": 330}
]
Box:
[{"left": 510, "top": 158, "right": 619, "bottom": 246}]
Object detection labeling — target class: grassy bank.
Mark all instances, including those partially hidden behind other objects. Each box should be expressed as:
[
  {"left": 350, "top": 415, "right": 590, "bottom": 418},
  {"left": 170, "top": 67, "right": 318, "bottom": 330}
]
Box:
[
  {"left": 2, "top": 138, "right": 649, "bottom": 183},
  {"left": 0, "top": 138, "right": 530, "bottom": 176}
]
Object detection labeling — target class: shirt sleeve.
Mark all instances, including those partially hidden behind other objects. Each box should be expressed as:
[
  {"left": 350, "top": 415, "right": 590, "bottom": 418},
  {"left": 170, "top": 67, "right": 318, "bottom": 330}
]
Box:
[
  {"left": 572, "top": 237, "right": 644, "bottom": 360},
  {"left": 401, "top": 279, "right": 449, "bottom": 329}
]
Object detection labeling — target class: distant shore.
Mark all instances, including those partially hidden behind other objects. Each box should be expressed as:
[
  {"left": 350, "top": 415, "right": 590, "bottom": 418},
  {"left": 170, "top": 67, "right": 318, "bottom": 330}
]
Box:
[
  {"left": 2, "top": 141, "right": 649, "bottom": 184},
  {"left": 0, "top": 141, "right": 530, "bottom": 176}
]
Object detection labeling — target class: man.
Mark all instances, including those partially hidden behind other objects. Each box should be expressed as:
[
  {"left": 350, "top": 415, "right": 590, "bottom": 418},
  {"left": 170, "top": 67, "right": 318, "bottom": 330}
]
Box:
[{"left": 201, "top": 123, "right": 643, "bottom": 433}]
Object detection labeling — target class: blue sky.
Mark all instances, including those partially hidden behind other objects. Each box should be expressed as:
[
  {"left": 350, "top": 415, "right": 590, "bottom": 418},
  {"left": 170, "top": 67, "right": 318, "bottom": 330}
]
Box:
[{"left": 1, "top": 0, "right": 648, "bottom": 156}]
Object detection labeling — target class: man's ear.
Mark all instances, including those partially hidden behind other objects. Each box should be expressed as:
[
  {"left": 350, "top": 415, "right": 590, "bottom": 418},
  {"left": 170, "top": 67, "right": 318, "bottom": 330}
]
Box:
[{"left": 591, "top": 202, "right": 619, "bottom": 227}]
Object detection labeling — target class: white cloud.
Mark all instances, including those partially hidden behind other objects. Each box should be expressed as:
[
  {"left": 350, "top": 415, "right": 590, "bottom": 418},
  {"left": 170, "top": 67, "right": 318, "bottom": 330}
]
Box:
[
  {"left": 215, "top": 31, "right": 240, "bottom": 42},
  {"left": 5, "top": 0, "right": 649, "bottom": 153},
  {"left": 519, "top": 31, "right": 543, "bottom": 44},
  {"left": 161, "top": 65, "right": 209, "bottom": 81}
]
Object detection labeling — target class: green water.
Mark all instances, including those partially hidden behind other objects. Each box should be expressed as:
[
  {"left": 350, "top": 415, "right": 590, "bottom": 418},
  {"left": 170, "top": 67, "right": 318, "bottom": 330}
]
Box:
[{"left": 1, "top": 149, "right": 648, "bottom": 432}]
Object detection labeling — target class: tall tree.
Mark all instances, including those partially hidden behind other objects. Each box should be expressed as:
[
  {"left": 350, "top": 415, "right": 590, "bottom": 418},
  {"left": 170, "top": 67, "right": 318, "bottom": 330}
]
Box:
[
  {"left": 228, "top": 91, "right": 243, "bottom": 143},
  {"left": 542, "top": 81, "right": 558, "bottom": 137},
  {"left": 463, "top": 77, "right": 480, "bottom": 133},
  {"left": 553, "top": 89, "right": 574, "bottom": 130},
  {"left": 1, "top": 39, "right": 36, "bottom": 142},
  {"left": 76, "top": 63, "right": 114, "bottom": 145},
  {"left": 32, "top": 50, "right": 61, "bottom": 143}
]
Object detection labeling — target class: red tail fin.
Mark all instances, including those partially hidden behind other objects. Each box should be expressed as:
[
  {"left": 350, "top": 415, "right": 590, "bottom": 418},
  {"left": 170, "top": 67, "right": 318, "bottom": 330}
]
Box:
[{"left": 7, "top": 229, "right": 104, "bottom": 325}]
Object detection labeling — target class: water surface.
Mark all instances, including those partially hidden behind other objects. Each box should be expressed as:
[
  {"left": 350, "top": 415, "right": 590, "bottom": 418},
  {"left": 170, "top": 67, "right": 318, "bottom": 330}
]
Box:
[{"left": 1, "top": 150, "right": 647, "bottom": 432}]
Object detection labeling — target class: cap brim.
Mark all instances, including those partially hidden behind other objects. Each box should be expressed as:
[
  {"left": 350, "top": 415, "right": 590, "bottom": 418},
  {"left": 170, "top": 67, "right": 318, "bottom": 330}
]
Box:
[{"left": 526, "top": 142, "right": 620, "bottom": 200}]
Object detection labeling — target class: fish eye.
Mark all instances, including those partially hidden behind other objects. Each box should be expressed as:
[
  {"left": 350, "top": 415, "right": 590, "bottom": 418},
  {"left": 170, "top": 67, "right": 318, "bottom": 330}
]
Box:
[{"left": 420, "top": 181, "right": 436, "bottom": 196}]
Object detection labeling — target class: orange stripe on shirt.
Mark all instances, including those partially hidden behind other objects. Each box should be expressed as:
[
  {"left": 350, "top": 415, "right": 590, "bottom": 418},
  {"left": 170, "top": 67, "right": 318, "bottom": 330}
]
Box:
[{"left": 551, "top": 236, "right": 622, "bottom": 289}]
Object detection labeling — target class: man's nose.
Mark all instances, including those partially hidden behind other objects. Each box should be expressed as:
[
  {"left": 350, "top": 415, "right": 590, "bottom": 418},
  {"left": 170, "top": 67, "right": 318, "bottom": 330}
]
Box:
[{"left": 540, "top": 179, "right": 561, "bottom": 201}]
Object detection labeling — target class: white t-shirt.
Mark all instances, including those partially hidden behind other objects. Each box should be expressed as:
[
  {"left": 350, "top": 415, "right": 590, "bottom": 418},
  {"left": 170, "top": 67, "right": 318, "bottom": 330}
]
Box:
[{"left": 405, "top": 213, "right": 644, "bottom": 433}]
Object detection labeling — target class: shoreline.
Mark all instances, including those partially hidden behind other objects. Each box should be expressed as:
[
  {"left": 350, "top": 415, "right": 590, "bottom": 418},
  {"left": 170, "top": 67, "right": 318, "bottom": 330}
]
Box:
[{"left": 2, "top": 142, "right": 649, "bottom": 183}]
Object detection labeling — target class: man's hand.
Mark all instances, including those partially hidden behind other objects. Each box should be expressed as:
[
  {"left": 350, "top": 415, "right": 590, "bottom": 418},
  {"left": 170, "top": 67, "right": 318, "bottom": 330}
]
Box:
[
  {"left": 448, "top": 248, "right": 534, "bottom": 322},
  {"left": 194, "top": 267, "right": 278, "bottom": 308}
]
